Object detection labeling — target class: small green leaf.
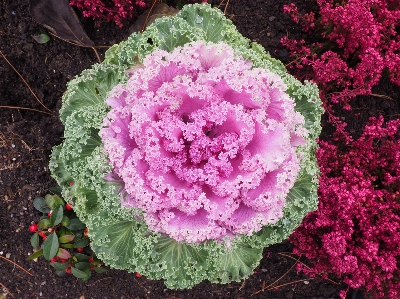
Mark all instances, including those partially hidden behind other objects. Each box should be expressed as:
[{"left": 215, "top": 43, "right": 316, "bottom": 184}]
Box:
[
  {"left": 75, "top": 262, "right": 90, "bottom": 271},
  {"left": 74, "top": 253, "right": 90, "bottom": 262},
  {"left": 55, "top": 269, "right": 67, "bottom": 277},
  {"left": 81, "top": 270, "right": 91, "bottom": 282},
  {"left": 45, "top": 194, "right": 64, "bottom": 210},
  {"left": 66, "top": 218, "right": 86, "bottom": 230},
  {"left": 59, "top": 234, "right": 74, "bottom": 243},
  {"left": 49, "top": 186, "right": 62, "bottom": 196},
  {"left": 94, "top": 266, "right": 106, "bottom": 273},
  {"left": 50, "top": 205, "right": 64, "bottom": 226},
  {"left": 33, "top": 197, "right": 51, "bottom": 213},
  {"left": 38, "top": 218, "right": 51, "bottom": 230},
  {"left": 58, "top": 226, "right": 72, "bottom": 237},
  {"left": 90, "top": 259, "right": 102, "bottom": 267},
  {"left": 50, "top": 262, "right": 68, "bottom": 271},
  {"left": 71, "top": 267, "right": 88, "bottom": 279},
  {"left": 61, "top": 215, "right": 70, "bottom": 227},
  {"left": 74, "top": 237, "right": 89, "bottom": 248},
  {"left": 28, "top": 249, "right": 43, "bottom": 260},
  {"left": 71, "top": 230, "right": 83, "bottom": 239},
  {"left": 32, "top": 33, "right": 50, "bottom": 44},
  {"left": 30, "top": 233, "right": 39, "bottom": 249},
  {"left": 57, "top": 248, "right": 72, "bottom": 259},
  {"left": 61, "top": 243, "right": 74, "bottom": 249},
  {"left": 43, "top": 233, "right": 59, "bottom": 260}
]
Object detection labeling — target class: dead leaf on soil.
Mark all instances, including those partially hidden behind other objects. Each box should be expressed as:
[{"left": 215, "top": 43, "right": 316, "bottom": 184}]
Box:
[{"left": 29, "top": 0, "right": 94, "bottom": 47}]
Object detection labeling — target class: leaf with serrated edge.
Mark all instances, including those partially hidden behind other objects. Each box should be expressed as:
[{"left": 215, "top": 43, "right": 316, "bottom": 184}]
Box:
[
  {"left": 61, "top": 215, "right": 70, "bottom": 227},
  {"left": 50, "top": 262, "right": 68, "bottom": 271},
  {"left": 50, "top": 205, "right": 64, "bottom": 226},
  {"left": 74, "top": 253, "right": 90, "bottom": 262},
  {"left": 30, "top": 233, "right": 39, "bottom": 249},
  {"left": 57, "top": 248, "right": 71, "bottom": 259},
  {"left": 73, "top": 237, "right": 89, "bottom": 248},
  {"left": 61, "top": 243, "right": 74, "bottom": 249},
  {"left": 33, "top": 197, "right": 51, "bottom": 213},
  {"left": 59, "top": 234, "right": 74, "bottom": 243},
  {"left": 43, "top": 233, "right": 59, "bottom": 260},
  {"left": 38, "top": 218, "right": 51, "bottom": 230},
  {"left": 66, "top": 218, "right": 86, "bottom": 230},
  {"left": 94, "top": 267, "right": 106, "bottom": 273},
  {"left": 28, "top": 249, "right": 43, "bottom": 260},
  {"left": 45, "top": 194, "right": 64, "bottom": 210},
  {"left": 71, "top": 267, "right": 88, "bottom": 279},
  {"left": 75, "top": 262, "right": 90, "bottom": 270}
]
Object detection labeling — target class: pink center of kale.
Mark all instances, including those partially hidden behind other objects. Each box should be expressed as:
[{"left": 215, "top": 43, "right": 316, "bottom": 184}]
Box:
[{"left": 100, "top": 41, "right": 306, "bottom": 242}]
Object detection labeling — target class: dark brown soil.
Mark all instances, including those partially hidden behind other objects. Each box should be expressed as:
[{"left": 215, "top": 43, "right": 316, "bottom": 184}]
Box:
[{"left": 1, "top": 0, "right": 398, "bottom": 298}]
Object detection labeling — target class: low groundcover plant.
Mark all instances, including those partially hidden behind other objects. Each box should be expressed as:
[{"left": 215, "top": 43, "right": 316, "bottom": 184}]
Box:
[
  {"left": 282, "top": 0, "right": 400, "bottom": 109},
  {"left": 28, "top": 191, "right": 106, "bottom": 281},
  {"left": 69, "top": 0, "right": 147, "bottom": 27},
  {"left": 290, "top": 116, "right": 400, "bottom": 299},
  {"left": 49, "top": 4, "right": 323, "bottom": 288}
]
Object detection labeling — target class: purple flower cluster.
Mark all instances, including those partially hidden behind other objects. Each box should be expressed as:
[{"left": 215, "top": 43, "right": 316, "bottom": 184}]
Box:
[
  {"left": 282, "top": 0, "right": 400, "bottom": 108},
  {"left": 69, "top": 0, "right": 146, "bottom": 27},
  {"left": 290, "top": 116, "right": 400, "bottom": 299}
]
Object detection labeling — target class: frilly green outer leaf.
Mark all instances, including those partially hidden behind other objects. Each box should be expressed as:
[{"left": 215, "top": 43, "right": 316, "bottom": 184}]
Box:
[{"left": 50, "top": 4, "right": 323, "bottom": 289}]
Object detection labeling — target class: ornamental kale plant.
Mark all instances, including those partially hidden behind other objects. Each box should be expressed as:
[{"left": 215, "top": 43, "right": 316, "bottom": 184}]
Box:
[
  {"left": 101, "top": 41, "right": 310, "bottom": 242},
  {"left": 49, "top": 4, "right": 323, "bottom": 289},
  {"left": 290, "top": 116, "right": 400, "bottom": 299},
  {"left": 282, "top": 0, "right": 400, "bottom": 109}
]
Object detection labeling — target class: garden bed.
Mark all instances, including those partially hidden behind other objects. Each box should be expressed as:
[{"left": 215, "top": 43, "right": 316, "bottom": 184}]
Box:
[{"left": 1, "top": 0, "right": 399, "bottom": 298}]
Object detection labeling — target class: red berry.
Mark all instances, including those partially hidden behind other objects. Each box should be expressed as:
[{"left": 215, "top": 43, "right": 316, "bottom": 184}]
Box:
[
  {"left": 66, "top": 268, "right": 72, "bottom": 274},
  {"left": 65, "top": 203, "right": 73, "bottom": 211},
  {"left": 90, "top": 266, "right": 95, "bottom": 271},
  {"left": 76, "top": 247, "right": 84, "bottom": 253},
  {"left": 47, "top": 210, "right": 52, "bottom": 217},
  {"left": 88, "top": 257, "right": 94, "bottom": 263},
  {"left": 59, "top": 258, "right": 67, "bottom": 263},
  {"left": 38, "top": 231, "right": 47, "bottom": 239},
  {"left": 29, "top": 224, "right": 38, "bottom": 232},
  {"left": 69, "top": 181, "right": 74, "bottom": 186},
  {"left": 50, "top": 257, "right": 57, "bottom": 263},
  {"left": 135, "top": 272, "right": 142, "bottom": 278}
]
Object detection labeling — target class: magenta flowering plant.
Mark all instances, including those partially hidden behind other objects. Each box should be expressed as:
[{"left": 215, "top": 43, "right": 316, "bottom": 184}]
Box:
[
  {"left": 69, "top": 0, "right": 209, "bottom": 27},
  {"left": 100, "top": 41, "right": 308, "bottom": 243},
  {"left": 290, "top": 116, "right": 400, "bottom": 299},
  {"left": 69, "top": 0, "right": 147, "bottom": 27},
  {"left": 282, "top": 0, "right": 400, "bottom": 108},
  {"left": 49, "top": 4, "right": 323, "bottom": 289}
]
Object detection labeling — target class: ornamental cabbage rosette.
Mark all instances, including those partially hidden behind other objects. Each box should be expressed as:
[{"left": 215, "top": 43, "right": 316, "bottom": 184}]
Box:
[
  {"left": 50, "top": 4, "right": 323, "bottom": 289},
  {"left": 101, "top": 41, "right": 307, "bottom": 243}
]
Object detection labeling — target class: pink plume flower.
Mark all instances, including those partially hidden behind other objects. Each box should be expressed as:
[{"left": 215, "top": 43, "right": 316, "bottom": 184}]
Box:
[{"left": 100, "top": 41, "right": 307, "bottom": 243}]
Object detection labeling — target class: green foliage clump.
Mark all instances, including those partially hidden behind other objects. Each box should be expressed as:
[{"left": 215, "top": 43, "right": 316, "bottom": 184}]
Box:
[{"left": 29, "top": 189, "right": 105, "bottom": 281}]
